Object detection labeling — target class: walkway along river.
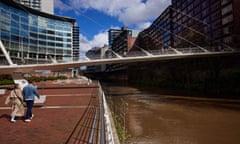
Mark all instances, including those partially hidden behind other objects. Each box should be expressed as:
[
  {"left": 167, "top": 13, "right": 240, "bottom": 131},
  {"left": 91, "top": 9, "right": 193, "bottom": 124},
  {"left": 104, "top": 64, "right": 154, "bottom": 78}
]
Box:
[{"left": 103, "top": 83, "right": 240, "bottom": 144}]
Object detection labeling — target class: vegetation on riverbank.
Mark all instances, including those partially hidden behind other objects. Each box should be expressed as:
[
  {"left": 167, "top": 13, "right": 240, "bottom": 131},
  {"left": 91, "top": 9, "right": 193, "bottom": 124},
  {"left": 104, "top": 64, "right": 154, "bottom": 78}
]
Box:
[
  {"left": 0, "top": 75, "right": 14, "bottom": 85},
  {"left": 106, "top": 96, "right": 130, "bottom": 143},
  {"left": 0, "top": 75, "right": 67, "bottom": 85}
]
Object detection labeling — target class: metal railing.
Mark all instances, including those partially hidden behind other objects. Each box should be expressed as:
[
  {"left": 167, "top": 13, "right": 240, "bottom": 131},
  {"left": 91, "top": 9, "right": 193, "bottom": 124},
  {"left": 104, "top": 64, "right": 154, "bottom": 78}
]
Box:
[
  {"left": 98, "top": 82, "right": 116, "bottom": 144},
  {"left": 64, "top": 81, "right": 116, "bottom": 144}
]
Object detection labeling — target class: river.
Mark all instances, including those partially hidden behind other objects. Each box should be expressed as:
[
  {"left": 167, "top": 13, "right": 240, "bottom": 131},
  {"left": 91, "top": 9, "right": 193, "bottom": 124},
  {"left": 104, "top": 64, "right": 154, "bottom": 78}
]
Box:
[{"left": 103, "top": 84, "right": 240, "bottom": 144}]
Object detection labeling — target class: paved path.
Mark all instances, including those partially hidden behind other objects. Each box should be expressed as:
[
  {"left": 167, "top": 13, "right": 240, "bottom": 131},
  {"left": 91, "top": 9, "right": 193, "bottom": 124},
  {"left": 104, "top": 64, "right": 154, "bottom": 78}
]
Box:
[{"left": 0, "top": 79, "right": 99, "bottom": 144}]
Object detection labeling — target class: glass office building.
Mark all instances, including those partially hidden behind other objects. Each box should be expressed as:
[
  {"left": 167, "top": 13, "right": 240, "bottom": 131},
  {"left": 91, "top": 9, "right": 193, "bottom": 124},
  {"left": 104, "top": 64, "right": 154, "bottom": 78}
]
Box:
[
  {"left": 13, "top": 0, "right": 41, "bottom": 11},
  {"left": 13, "top": 0, "right": 54, "bottom": 14},
  {"left": 0, "top": 0, "right": 79, "bottom": 65},
  {"left": 136, "top": 6, "right": 173, "bottom": 51},
  {"left": 135, "top": 0, "right": 239, "bottom": 52},
  {"left": 171, "top": 0, "right": 239, "bottom": 49}
]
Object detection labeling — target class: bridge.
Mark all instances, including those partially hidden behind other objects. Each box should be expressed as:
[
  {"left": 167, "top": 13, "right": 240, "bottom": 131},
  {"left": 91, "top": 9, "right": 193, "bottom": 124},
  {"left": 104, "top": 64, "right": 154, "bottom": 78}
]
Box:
[
  {"left": 1, "top": 5, "right": 239, "bottom": 75},
  {"left": 0, "top": 38, "right": 239, "bottom": 75}
]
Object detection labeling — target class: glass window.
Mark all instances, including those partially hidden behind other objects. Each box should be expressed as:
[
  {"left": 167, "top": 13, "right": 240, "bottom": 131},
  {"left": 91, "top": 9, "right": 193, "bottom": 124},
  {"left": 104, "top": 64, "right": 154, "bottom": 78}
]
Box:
[
  {"left": 20, "top": 30, "right": 28, "bottom": 37},
  {"left": 12, "top": 14, "right": 19, "bottom": 21},
  {"left": 11, "top": 27, "right": 19, "bottom": 35},
  {"left": 30, "top": 26, "right": 38, "bottom": 32},
  {"left": 47, "top": 36, "right": 55, "bottom": 40},
  {"left": 1, "top": 21, "right": 10, "bottom": 31},
  {"left": 11, "top": 35, "right": 19, "bottom": 42},
  {"left": 221, "top": 0, "right": 231, "bottom": 6},
  {"left": 222, "top": 4, "right": 232, "bottom": 15},
  {"left": 39, "top": 34, "right": 46, "bottom": 39},
  {"left": 1, "top": 9, "right": 10, "bottom": 18},
  {"left": 223, "top": 36, "right": 232, "bottom": 43},
  {"left": 48, "top": 42, "right": 55, "bottom": 46},
  {"left": 21, "top": 24, "right": 28, "bottom": 31},
  {"left": 223, "top": 27, "right": 230, "bottom": 34},
  {"left": 30, "top": 32, "right": 38, "bottom": 38},
  {"left": 11, "top": 20, "right": 19, "bottom": 28},
  {"left": 30, "top": 39, "right": 37, "bottom": 45},
  {"left": 39, "top": 40, "right": 46, "bottom": 46},
  {"left": 222, "top": 14, "right": 233, "bottom": 25},
  {"left": 1, "top": 31, "right": 10, "bottom": 40}
]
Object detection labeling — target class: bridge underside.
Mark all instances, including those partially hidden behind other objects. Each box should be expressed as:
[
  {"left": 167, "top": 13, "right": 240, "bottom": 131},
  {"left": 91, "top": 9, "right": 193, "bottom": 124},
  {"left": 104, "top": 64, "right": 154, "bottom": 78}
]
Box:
[{"left": 0, "top": 48, "right": 239, "bottom": 76}]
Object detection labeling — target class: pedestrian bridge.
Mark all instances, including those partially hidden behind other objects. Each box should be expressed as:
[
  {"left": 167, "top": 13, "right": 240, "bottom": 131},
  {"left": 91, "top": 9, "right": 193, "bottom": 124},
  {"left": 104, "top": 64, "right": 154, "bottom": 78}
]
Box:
[{"left": 0, "top": 42, "right": 239, "bottom": 75}]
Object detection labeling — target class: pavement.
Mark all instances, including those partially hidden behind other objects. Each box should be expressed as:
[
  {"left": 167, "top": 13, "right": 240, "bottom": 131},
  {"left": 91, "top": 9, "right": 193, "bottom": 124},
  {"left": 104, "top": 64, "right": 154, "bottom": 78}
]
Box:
[{"left": 0, "top": 78, "right": 99, "bottom": 144}]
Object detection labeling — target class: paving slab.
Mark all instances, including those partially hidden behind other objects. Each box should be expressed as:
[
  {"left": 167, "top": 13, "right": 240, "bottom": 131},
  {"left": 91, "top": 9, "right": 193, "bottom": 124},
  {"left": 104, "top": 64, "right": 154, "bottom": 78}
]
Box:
[{"left": 0, "top": 79, "right": 99, "bottom": 144}]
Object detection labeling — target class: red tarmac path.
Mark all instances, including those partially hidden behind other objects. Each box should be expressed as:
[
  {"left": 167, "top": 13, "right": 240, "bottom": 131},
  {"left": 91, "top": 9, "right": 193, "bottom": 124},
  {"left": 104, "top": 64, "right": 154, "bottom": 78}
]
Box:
[{"left": 0, "top": 79, "right": 99, "bottom": 144}]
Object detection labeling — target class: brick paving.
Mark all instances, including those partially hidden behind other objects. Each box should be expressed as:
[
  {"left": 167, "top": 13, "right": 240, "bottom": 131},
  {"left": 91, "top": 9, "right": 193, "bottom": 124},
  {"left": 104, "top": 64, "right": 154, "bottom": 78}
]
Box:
[{"left": 0, "top": 79, "right": 99, "bottom": 144}]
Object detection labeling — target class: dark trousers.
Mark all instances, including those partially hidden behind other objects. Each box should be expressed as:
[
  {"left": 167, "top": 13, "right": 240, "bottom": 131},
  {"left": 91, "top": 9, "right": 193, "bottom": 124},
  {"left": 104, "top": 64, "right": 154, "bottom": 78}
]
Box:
[{"left": 25, "top": 100, "right": 34, "bottom": 119}]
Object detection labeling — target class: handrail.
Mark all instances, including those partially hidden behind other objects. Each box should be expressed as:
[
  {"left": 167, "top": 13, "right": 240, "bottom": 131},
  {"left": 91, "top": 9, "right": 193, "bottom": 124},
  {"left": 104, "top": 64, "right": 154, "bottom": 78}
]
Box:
[
  {"left": 98, "top": 82, "right": 115, "bottom": 144},
  {"left": 89, "top": 108, "right": 98, "bottom": 144}
]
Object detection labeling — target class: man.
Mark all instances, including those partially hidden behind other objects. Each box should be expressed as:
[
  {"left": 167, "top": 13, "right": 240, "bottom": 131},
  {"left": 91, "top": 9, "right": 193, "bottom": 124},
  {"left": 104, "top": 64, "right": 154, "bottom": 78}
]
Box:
[{"left": 22, "top": 80, "right": 40, "bottom": 122}]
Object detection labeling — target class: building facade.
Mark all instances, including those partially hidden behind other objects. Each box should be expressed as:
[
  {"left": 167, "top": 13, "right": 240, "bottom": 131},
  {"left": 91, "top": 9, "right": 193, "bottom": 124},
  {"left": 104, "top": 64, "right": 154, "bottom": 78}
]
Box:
[
  {"left": 136, "top": 0, "right": 239, "bottom": 52},
  {"left": 13, "top": 0, "right": 54, "bottom": 14},
  {"left": 108, "top": 28, "right": 127, "bottom": 49},
  {"left": 134, "top": 6, "right": 173, "bottom": 52},
  {"left": 85, "top": 45, "right": 108, "bottom": 73},
  {"left": 107, "top": 27, "right": 139, "bottom": 71},
  {"left": 171, "top": 0, "right": 239, "bottom": 49},
  {"left": 0, "top": 0, "right": 79, "bottom": 65}
]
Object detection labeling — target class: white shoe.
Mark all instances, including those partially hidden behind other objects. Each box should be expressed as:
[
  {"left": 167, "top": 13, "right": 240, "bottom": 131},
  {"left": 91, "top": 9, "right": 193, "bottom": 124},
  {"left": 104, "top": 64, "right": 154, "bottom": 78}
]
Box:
[
  {"left": 24, "top": 119, "right": 31, "bottom": 122},
  {"left": 30, "top": 114, "right": 34, "bottom": 120},
  {"left": 10, "top": 119, "right": 16, "bottom": 123}
]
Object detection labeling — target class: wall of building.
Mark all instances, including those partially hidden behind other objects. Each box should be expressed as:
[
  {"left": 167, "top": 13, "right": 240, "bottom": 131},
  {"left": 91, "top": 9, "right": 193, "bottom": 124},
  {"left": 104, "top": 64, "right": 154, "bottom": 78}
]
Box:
[{"left": 0, "top": 1, "right": 79, "bottom": 65}]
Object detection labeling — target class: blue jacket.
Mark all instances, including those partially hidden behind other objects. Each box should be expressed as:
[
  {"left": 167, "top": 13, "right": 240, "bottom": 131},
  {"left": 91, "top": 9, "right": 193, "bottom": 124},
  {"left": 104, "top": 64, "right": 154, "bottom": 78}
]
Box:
[{"left": 22, "top": 84, "right": 40, "bottom": 101}]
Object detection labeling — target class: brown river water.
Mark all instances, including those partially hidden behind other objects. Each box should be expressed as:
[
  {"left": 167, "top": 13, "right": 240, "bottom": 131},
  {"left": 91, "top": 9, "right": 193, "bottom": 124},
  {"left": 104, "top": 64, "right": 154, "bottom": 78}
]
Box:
[{"left": 103, "top": 84, "right": 240, "bottom": 144}]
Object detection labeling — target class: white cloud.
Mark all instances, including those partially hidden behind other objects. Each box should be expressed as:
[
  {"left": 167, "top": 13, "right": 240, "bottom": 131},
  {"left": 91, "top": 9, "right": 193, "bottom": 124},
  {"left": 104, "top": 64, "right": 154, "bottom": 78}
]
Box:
[
  {"left": 79, "top": 31, "right": 108, "bottom": 53},
  {"left": 54, "top": 0, "right": 72, "bottom": 12},
  {"left": 55, "top": 0, "right": 171, "bottom": 53},
  {"left": 55, "top": 0, "right": 171, "bottom": 26},
  {"left": 137, "top": 22, "right": 152, "bottom": 29}
]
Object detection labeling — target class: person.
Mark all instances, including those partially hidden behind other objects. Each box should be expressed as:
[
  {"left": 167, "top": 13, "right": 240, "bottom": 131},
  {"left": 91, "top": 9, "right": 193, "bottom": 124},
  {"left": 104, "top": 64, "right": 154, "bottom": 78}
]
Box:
[
  {"left": 22, "top": 80, "right": 40, "bottom": 122},
  {"left": 4, "top": 84, "right": 25, "bottom": 123}
]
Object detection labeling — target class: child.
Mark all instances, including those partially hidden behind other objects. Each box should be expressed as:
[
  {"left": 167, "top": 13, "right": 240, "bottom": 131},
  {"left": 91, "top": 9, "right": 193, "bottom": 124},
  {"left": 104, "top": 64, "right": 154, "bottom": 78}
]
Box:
[{"left": 5, "top": 84, "right": 25, "bottom": 123}]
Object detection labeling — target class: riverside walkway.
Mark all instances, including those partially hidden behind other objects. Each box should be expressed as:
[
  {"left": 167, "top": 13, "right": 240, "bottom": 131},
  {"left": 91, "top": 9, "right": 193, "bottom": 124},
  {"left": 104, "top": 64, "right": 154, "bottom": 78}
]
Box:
[{"left": 0, "top": 79, "right": 107, "bottom": 144}]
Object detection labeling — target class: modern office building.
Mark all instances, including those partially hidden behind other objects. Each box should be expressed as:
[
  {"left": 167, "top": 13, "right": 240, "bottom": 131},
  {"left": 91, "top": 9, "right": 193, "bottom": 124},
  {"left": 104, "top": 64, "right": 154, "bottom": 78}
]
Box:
[
  {"left": 135, "top": 0, "right": 239, "bottom": 52},
  {"left": 108, "top": 28, "right": 127, "bottom": 48},
  {"left": 171, "top": 0, "right": 240, "bottom": 49},
  {"left": 107, "top": 27, "right": 140, "bottom": 71},
  {"left": 134, "top": 6, "right": 173, "bottom": 52},
  {"left": 0, "top": 0, "right": 79, "bottom": 65},
  {"left": 13, "top": 0, "right": 54, "bottom": 14},
  {"left": 85, "top": 45, "right": 108, "bottom": 72}
]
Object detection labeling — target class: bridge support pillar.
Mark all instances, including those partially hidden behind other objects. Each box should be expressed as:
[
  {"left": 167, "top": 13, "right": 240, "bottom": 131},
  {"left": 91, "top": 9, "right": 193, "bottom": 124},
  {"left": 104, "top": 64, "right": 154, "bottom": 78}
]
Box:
[{"left": 0, "top": 40, "right": 14, "bottom": 65}]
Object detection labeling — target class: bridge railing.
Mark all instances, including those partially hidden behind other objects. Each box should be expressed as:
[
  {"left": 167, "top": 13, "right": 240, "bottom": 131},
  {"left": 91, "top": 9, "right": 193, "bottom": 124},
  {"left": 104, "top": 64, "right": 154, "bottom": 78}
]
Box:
[
  {"left": 149, "top": 49, "right": 177, "bottom": 55},
  {"left": 1, "top": 47, "right": 239, "bottom": 66},
  {"left": 177, "top": 47, "right": 205, "bottom": 54},
  {"left": 125, "top": 51, "right": 147, "bottom": 57}
]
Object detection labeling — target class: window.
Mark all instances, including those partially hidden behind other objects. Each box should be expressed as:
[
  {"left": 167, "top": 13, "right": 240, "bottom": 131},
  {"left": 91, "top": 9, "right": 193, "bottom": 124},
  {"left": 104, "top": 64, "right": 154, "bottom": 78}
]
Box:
[
  {"left": 223, "top": 36, "right": 232, "bottom": 43},
  {"left": 221, "top": 0, "right": 231, "bottom": 6},
  {"left": 222, "top": 14, "right": 233, "bottom": 25},
  {"left": 221, "top": 4, "right": 232, "bottom": 15},
  {"left": 223, "top": 26, "right": 232, "bottom": 35}
]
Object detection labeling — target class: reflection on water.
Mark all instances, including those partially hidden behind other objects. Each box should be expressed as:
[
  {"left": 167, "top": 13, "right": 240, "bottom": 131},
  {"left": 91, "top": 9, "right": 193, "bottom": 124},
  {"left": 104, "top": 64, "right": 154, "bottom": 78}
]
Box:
[{"left": 103, "top": 84, "right": 240, "bottom": 144}]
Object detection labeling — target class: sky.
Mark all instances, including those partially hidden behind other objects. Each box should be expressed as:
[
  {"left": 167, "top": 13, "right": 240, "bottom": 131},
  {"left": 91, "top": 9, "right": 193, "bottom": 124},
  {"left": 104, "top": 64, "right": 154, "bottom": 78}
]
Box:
[{"left": 54, "top": 0, "right": 171, "bottom": 54}]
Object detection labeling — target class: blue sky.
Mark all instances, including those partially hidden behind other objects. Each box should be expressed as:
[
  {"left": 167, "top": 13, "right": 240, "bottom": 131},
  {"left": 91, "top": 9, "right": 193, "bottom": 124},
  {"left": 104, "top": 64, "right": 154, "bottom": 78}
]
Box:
[{"left": 54, "top": 0, "right": 171, "bottom": 53}]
